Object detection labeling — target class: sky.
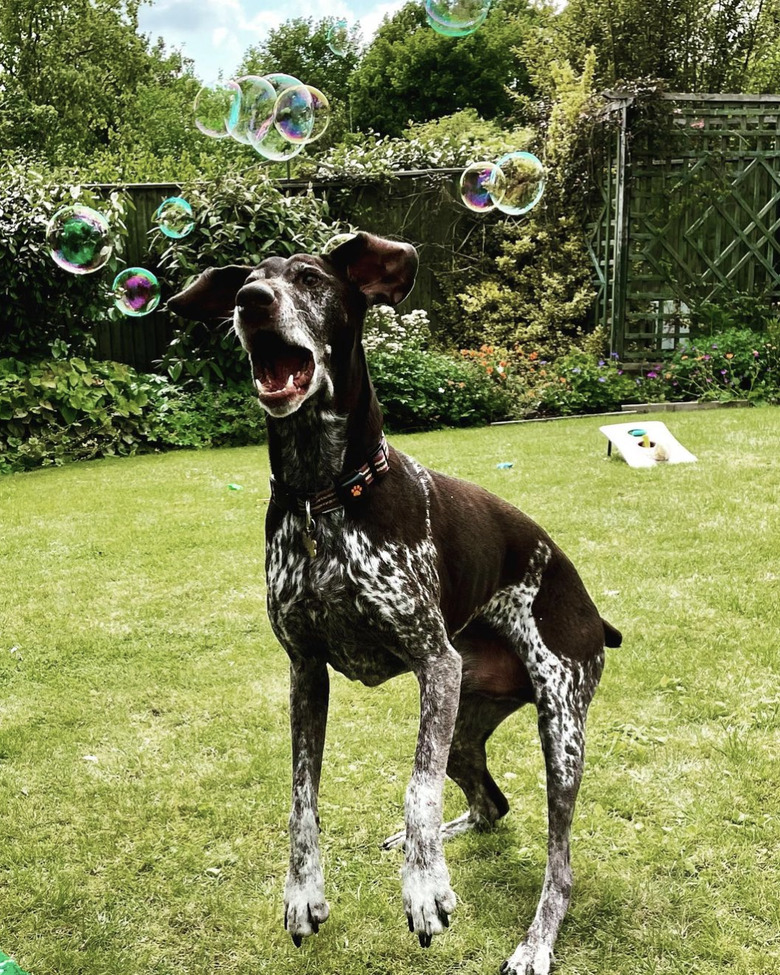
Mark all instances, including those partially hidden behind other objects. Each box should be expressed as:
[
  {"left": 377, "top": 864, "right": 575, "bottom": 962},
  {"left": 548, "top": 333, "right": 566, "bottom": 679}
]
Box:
[{"left": 137, "top": 0, "right": 407, "bottom": 83}]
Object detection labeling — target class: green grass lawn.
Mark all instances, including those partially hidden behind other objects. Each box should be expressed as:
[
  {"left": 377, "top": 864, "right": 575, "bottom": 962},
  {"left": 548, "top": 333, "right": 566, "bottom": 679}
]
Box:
[{"left": 1, "top": 406, "right": 778, "bottom": 975}]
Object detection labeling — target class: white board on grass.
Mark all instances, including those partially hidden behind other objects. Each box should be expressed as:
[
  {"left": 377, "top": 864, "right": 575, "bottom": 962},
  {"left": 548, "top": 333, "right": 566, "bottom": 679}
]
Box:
[{"left": 600, "top": 420, "right": 697, "bottom": 468}]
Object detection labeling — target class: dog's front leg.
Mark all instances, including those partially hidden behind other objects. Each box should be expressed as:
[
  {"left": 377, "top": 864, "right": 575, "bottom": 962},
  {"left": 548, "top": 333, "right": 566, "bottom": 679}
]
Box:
[
  {"left": 284, "top": 657, "right": 330, "bottom": 946},
  {"left": 403, "top": 641, "right": 462, "bottom": 946}
]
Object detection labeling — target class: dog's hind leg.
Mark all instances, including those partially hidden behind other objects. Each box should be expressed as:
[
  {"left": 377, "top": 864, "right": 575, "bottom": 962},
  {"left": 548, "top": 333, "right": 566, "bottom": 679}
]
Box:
[
  {"left": 443, "top": 692, "right": 520, "bottom": 833},
  {"left": 382, "top": 691, "right": 518, "bottom": 849},
  {"left": 383, "top": 623, "right": 529, "bottom": 849},
  {"left": 485, "top": 544, "right": 605, "bottom": 975},
  {"left": 501, "top": 653, "right": 602, "bottom": 975}
]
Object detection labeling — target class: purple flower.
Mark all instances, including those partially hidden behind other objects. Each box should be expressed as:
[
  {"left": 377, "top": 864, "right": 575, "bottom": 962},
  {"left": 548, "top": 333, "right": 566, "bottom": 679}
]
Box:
[
  {"left": 720, "top": 369, "right": 727, "bottom": 375},
  {"left": 647, "top": 370, "right": 658, "bottom": 379},
  {"left": 703, "top": 354, "right": 711, "bottom": 361},
  {"left": 618, "top": 369, "right": 623, "bottom": 375},
  {"left": 711, "top": 344, "right": 718, "bottom": 349},
  {"left": 611, "top": 352, "right": 620, "bottom": 359},
  {"left": 598, "top": 376, "right": 606, "bottom": 382},
  {"left": 598, "top": 359, "right": 605, "bottom": 367},
  {"left": 572, "top": 367, "right": 581, "bottom": 374}
]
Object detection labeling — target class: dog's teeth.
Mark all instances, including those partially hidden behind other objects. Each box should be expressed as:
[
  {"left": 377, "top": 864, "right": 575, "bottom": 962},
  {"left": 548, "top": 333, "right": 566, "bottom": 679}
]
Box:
[{"left": 286, "top": 374, "right": 295, "bottom": 388}]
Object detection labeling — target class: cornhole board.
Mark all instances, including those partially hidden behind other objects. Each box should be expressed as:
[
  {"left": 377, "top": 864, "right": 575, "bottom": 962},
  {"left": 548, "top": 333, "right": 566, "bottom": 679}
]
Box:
[{"left": 600, "top": 421, "right": 697, "bottom": 468}]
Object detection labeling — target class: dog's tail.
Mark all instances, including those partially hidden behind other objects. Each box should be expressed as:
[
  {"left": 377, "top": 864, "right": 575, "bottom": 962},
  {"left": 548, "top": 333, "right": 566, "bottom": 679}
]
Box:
[{"left": 602, "top": 619, "right": 623, "bottom": 648}]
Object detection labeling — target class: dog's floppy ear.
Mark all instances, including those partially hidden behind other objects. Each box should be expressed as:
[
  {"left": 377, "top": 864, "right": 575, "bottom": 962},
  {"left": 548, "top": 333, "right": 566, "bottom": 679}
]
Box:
[
  {"left": 167, "top": 265, "right": 253, "bottom": 321},
  {"left": 326, "top": 232, "right": 418, "bottom": 307}
]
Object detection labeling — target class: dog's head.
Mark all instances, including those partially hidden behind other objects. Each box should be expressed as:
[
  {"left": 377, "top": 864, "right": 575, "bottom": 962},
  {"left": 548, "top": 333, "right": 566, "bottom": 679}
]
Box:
[{"left": 167, "top": 232, "right": 418, "bottom": 418}]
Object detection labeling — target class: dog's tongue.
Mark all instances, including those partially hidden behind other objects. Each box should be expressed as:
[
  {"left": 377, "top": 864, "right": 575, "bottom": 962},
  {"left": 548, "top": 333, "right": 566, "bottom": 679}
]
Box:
[
  {"left": 257, "top": 349, "right": 312, "bottom": 394},
  {"left": 263, "top": 355, "right": 300, "bottom": 392}
]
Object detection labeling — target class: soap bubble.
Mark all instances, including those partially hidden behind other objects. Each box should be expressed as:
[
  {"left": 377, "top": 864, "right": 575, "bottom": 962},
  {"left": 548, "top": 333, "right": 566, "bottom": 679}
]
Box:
[
  {"left": 327, "top": 19, "right": 350, "bottom": 56},
  {"left": 489, "top": 151, "right": 545, "bottom": 215},
  {"left": 251, "top": 74, "right": 306, "bottom": 161},
  {"left": 153, "top": 197, "right": 195, "bottom": 239},
  {"left": 303, "top": 87, "right": 331, "bottom": 143},
  {"left": 46, "top": 204, "right": 113, "bottom": 275},
  {"left": 273, "top": 85, "right": 315, "bottom": 144},
  {"left": 194, "top": 80, "right": 241, "bottom": 138},
  {"left": 228, "top": 75, "right": 276, "bottom": 145},
  {"left": 112, "top": 268, "right": 161, "bottom": 317},
  {"left": 322, "top": 233, "right": 357, "bottom": 255},
  {"left": 459, "top": 162, "right": 505, "bottom": 212},
  {"left": 425, "top": 0, "right": 491, "bottom": 36}
]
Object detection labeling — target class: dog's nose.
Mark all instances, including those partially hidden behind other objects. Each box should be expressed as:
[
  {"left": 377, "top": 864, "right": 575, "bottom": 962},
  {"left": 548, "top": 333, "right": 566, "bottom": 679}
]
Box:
[{"left": 236, "top": 281, "right": 276, "bottom": 316}]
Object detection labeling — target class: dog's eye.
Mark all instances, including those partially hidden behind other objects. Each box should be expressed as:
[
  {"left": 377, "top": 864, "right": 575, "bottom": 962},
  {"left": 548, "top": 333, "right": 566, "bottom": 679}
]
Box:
[{"left": 300, "top": 270, "right": 320, "bottom": 288}]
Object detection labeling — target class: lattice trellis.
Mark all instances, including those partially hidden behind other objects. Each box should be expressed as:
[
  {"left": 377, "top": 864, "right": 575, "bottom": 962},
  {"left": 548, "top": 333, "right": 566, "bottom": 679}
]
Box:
[{"left": 591, "top": 94, "right": 780, "bottom": 360}]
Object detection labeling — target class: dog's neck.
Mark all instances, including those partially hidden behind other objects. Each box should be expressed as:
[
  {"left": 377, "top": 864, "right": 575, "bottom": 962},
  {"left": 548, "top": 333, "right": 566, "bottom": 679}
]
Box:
[{"left": 265, "top": 339, "right": 384, "bottom": 494}]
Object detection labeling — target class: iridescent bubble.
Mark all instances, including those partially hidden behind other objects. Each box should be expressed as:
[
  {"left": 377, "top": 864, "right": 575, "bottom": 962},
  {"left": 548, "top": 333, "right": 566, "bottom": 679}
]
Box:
[
  {"left": 425, "top": 0, "right": 492, "bottom": 37},
  {"left": 273, "top": 85, "right": 315, "bottom": 144},
  {"left": 153, "top": 197, "right": 195, "bottom": 239},
  {"left": 112, "top": 268, "right": 161, "bottom": 317},
  {"left": 488, "top": 151, "right": 546, "bottom": 215},
  {"left": 46, "top": 204, "right": 113, "bottom": 275},
  {"left": 228, "top": 75, "right": 276, "bottom": 145},
  {"left": 194, "top": 80, "right": 241, "bottom": 138},
  {"left": 251, "top": 74, "right": 307, "bottom": 161},
  {"left": 304, "top": 87, "right": 331, "bottom": 143},
  {"left": 459, "top": 162, "right": 505, "bottom": 212},
  {"left": 327, "top": 19, "right": 350, "bottom": 56},
  {"left": 321, "top": 233, "right": 357, "bottom": 255}
]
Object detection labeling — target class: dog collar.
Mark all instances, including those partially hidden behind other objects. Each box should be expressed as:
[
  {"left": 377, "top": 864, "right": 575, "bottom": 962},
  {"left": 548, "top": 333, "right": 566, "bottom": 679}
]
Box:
[{"left": 270, "top": 435, "right": 390, "bottom": 517}]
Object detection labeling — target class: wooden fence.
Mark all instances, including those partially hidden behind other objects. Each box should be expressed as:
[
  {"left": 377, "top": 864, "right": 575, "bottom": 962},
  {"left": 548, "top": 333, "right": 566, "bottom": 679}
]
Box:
[{"left": 93, "top": 172, "right": 480, "bottom": 370}]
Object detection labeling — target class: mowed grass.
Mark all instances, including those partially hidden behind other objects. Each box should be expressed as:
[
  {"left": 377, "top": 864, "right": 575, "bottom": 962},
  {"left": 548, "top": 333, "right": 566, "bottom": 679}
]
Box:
[{"left": 1, "top": 406, "right": 778, "bottom": 975}]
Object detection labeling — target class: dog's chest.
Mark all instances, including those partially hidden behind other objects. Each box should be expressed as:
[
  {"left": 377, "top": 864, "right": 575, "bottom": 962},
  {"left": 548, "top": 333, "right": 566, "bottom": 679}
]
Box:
[{"left": 266, "top": 514, "right": 440, "bottom": 684}]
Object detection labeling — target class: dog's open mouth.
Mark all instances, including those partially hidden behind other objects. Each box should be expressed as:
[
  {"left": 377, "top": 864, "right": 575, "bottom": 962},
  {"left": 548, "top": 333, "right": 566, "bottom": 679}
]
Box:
[{"left": 252, "top": 333, "right": 315, "bottom": 406}]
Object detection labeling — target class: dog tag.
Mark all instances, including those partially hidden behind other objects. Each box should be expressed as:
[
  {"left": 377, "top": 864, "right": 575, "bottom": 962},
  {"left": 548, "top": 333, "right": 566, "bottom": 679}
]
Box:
[
  {"left": 302, "top": 502, "right": 318, "bottom": 559},
  {"left": 302, "top": 532, "right": 318, "bottom": 558}
]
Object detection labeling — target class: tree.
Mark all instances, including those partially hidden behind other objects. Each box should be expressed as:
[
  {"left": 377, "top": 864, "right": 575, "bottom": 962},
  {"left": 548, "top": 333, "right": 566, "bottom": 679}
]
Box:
[
  {"left": 551, "top": 0, "right": 780, "bottom": 92},
  {"left": 349, "top": 0, "right": 540, "bottom": 137},
  {"left": 0, "top": 0, "right": 189, "bottom": 161},
  {"left": 238, "top": 17, "right": 361, "bottom": 143}
]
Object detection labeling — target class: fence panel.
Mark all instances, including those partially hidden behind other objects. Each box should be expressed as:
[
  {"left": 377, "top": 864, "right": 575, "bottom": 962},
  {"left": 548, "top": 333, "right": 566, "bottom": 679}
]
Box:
[{"left": 592, "top": 93, "right": 780, "bottom": 360}]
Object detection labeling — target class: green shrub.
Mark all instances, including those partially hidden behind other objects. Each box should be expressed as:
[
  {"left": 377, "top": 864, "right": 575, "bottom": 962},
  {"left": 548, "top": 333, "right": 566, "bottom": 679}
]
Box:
[
  {"left": 0, "top": 163, "right": 128, "bottom": 359},
  {"left": 0, "top": 356, "right": 157, "bottom": 472},
  {"left": 436, "top": 55, "right": 601, "bottom": 355},
  {"left": 152, "top": 383, "right": 266, "bottom": 449},
  {"left": 0, "top": 356, "right": 267, "bottom": 473},
  {"left": 665, "top": 328, "right": 780, "bottom": 403},
  {"left": 364, "top": 306, "right": 512, "bottom": 430}
]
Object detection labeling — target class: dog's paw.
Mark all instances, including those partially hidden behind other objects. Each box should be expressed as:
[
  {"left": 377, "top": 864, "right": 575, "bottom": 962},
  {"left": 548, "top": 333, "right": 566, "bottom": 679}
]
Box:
[
  {"left": 500, "top": 941, "right": 554, "bottom": 975},
  {"left": 283, "top": 873, "right": 330, "bottom": 946},
  {"left": 402, "top": 863, "right": 456, "bottom": 947},
  {"left": 382, "top": 825, "right": 406, "bottom": 850}
]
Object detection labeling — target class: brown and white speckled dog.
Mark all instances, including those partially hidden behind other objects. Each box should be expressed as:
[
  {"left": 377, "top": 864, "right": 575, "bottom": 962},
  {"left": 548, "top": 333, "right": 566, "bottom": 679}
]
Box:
[{"left": 168, "top": 232, "right": 622, "bottom": 975}]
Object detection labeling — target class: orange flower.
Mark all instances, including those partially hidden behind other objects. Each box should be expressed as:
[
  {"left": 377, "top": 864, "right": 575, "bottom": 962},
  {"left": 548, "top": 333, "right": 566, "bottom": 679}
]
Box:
[
  {"left": 529, "top": 351, "right": 539, "bottom": 361},
  {"left": 725, "top": 353, "right": 734, "bottom": 359}
]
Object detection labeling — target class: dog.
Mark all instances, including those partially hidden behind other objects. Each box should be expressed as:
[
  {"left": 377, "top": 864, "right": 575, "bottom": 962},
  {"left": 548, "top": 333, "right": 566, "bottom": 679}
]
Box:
[{"left": 168, "top": 232, "right": 622, "bottom": 975}]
